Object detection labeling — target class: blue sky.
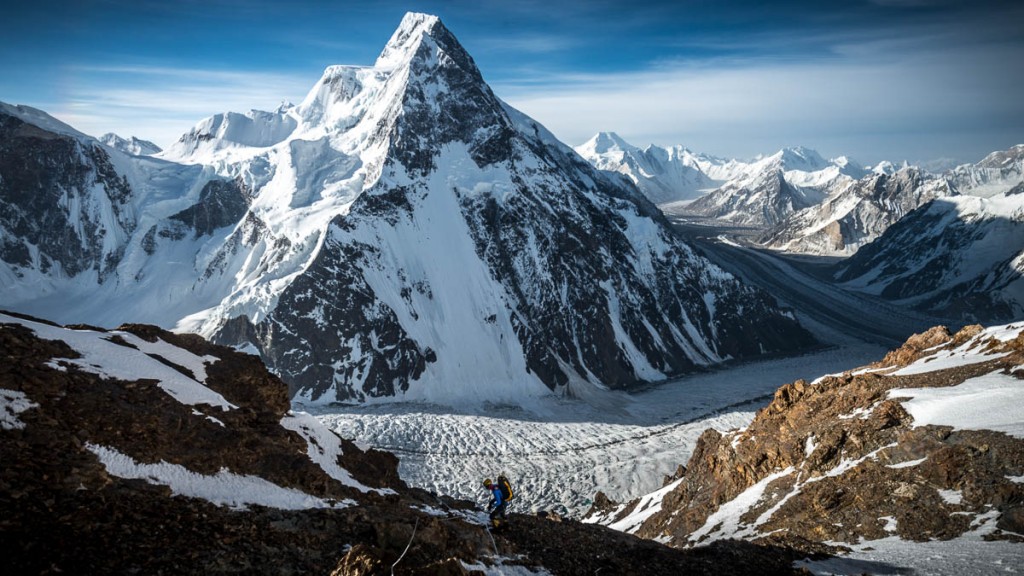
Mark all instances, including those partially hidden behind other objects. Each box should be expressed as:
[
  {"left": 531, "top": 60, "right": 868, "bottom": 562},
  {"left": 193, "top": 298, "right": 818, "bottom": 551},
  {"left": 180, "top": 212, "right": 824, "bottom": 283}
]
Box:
[{"left": 2, "top": 0, "right": 1021, "bottom": 165}]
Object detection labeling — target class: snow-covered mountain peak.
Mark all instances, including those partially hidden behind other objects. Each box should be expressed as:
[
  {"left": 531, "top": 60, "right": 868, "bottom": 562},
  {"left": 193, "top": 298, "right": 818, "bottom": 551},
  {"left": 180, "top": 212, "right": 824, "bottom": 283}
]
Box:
[
  {"left": 578, "top": 132, "right": 637, "bottom": 156},
  {"left": 374, "top": 12, "right": 448, "bottom": 69},
  {"left": 0, "top": 101, "right": 92, "bottom": 142},
  {"left": 99, "top": 132, "right": 162, "bottom": 156},
  {"left": 976, "top": 143, "right": 1024, "bottom": 169},
  {"left": 162, "top": 108, "right": 299, "bottom": 161},
  {"left": 767, "top": 146, "right": 829, "bottom": 172}
]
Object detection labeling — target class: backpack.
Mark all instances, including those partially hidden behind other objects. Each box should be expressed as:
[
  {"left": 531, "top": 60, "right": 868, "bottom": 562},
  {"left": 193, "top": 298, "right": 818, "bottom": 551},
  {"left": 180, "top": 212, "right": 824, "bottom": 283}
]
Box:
[{"left": 497, "top": 474, "right": 514, "bottom": 501}]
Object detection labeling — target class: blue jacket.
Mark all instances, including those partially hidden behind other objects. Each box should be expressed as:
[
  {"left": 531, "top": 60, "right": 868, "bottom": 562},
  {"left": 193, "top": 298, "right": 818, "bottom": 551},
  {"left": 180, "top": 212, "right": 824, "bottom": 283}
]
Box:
[{"left": 488, "top": 484, "right": 503, "bottom": 507}]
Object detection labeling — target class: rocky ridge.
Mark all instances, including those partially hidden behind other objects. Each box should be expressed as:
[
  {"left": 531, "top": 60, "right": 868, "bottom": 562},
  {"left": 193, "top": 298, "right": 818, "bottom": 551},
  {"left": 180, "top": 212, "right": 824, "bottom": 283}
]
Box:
[{"left": 587, "top": 323, "right": 1024, "bottom": 553}]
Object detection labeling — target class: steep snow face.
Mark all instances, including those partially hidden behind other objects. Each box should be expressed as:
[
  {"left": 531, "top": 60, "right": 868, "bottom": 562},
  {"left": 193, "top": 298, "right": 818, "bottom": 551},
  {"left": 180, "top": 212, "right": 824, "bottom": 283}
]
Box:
[
  {"left": 100, "top": 133, "right": 162, "bottom": 156},
  {"left": 833, "top": 192, "right": 1024, "bottom": 322},
  {"left": 575, "top": 133, "right": 719, "bottom": 204},
  {"left": 0, "top": 13, "right": 816, "bottom": 406}
]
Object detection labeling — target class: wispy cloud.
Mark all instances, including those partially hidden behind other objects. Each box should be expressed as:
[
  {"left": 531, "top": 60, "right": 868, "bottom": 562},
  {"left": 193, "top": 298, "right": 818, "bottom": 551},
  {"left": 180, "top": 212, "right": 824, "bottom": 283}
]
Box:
[
  {"left": 472, "top": 33, "right": 581, "bottom": 55},
  {"left": 44, "top": 64, "right": 313, "bottom": 146},
  {"left": 498, "top": 40, "right": 1024, "bottom": 164}
]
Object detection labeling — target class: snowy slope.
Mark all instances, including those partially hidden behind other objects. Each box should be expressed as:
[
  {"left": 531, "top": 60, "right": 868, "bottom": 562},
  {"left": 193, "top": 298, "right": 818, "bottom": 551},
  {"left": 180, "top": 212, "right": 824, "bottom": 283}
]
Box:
[
  {"left": 833, "top": 192, "right": 1024, "bottom": 322},
  {"left": 0, "top": 13, "right": 815, "bottom": 407}
]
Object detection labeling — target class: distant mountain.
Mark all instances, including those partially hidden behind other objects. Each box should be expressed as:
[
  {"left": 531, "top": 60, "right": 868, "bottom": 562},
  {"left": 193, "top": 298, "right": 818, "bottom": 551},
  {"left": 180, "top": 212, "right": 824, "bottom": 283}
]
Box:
[
  {"left": 758, "top": 167, "right": 954, "bottom": 254},
  {"left": 831, "top": 191, "right": 1024, "bottom": 323},
  {"left": 574, "top": 132, "right": 719, "bottom": 204},
  {"left": 587, "top": 323, "right": 1024, "bottom": 550},
  {"left": 677, "top": 146, "right": 865, "bottom": 227},
  {"left": 946, "top": 144, "right": 1024, "bottom": 198},
  {"left": 755, "top": 145, "right": 1022, "bottom": 256},
  {"left": 0, "top": 13, "right": 814, "bottom": 406},
  {"left": 100, "top": 132, "right": 162, "bottom": 155}
]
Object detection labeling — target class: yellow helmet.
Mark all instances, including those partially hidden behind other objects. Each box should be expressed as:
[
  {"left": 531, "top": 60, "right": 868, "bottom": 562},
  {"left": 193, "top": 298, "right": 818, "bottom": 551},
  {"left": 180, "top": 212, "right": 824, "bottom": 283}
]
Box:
[{"left": 483, "top": 478, "right": 492, "bottom": 486}]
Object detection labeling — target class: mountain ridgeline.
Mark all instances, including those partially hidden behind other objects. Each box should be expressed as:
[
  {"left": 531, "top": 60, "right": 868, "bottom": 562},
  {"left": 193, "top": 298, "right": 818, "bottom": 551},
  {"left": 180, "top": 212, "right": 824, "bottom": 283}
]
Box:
[{"left": 0, "top": 14, "right": 814, "bottom": 405}]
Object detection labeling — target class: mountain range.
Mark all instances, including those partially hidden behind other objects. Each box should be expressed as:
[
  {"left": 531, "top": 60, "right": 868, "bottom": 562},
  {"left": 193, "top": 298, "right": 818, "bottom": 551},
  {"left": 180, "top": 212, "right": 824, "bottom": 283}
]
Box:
[
  {"left": 578, "top": 134, "right": 1023, "bottom": 257},
  {"left": 0, "top": 13, "right": 813, "bottom": 406}
]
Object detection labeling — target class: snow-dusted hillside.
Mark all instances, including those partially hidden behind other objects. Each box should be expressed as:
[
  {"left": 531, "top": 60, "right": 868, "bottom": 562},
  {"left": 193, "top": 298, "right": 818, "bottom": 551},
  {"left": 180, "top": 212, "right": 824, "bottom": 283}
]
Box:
[
  {"left": 832, "top": 191, "right": 1024, "bottom": 322},
  {"left": 0, "top": 311, "right": 833, "bottom": 574},
  {"left": 0, "top": 13, "right": 814, "bottom": 406}
]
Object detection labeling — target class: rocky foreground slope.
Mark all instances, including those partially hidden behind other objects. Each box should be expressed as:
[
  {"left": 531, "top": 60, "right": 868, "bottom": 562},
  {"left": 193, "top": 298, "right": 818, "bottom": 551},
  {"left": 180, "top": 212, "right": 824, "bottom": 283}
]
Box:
[
  {"left": 1, "top": 311, "right": 817, "bottom": 575},
  {"left": 588, "top": 323, "right": 1024, "bottom": 555}
]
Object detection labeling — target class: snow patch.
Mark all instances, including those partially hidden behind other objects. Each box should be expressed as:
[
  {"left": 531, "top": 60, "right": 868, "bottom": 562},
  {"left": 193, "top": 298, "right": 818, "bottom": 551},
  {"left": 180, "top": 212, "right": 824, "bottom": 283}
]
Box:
[
  {"left": 889, "top": 371, "right": 1024, "bottom": 439},
  {"left": 938, "top": 489, "right": 963, "bottom": 505},
  {"left": 0, "top": 389, "right": 38, "bottom": 430},
  {"left": 280, "top": 411, "right": 394, "bottom": 494},
  {"left": 886, "top": 457, "right": 927, "bottom": 469},
  {"left": 2, "top": 313, "right": 235, "bottom": 411},
  {"left": 87, "top": 443, "right": 352, "bottom": 511}
]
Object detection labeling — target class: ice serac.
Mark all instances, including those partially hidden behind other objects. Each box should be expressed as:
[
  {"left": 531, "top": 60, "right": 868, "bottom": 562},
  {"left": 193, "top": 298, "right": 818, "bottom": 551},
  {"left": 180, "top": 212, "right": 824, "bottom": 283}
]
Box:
[{"left": 201, "top": 12, "right": 816, "bottom": 403}]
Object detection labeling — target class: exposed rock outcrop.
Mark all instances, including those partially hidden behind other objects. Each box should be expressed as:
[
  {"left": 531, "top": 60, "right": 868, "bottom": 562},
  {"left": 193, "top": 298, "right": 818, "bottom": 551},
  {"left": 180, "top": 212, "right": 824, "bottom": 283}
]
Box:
[{"left": 590, "top": 323, "right": 1024, "bottom": 551}]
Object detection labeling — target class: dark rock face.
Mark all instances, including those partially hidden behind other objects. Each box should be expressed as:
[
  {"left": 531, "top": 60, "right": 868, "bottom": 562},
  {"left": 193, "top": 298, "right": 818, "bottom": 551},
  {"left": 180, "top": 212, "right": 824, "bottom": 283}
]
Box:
[
  {"left": 169, "top": 177, "right": 252, "bottom": 237},
  {"left": 597, "top": 324, "right": 1024, "bottom": 549},
  {"left": 247, "top": 227, "right": 433, "bottom": 401},
  {"left": 0, "top": 112, "right": 134, "bottom": 280},
  {"left": 460, "top": 178, "right": 815, "bottom": 391},
  {"left": 1, "top": 311, "right": 816, "bottom": 575}
]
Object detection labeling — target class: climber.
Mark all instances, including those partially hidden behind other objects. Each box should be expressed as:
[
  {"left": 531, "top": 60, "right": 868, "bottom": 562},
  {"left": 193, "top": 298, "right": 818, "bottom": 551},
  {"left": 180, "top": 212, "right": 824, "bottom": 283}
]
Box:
[{"left": 483, "top": 478, "right": 508, "bottom": 528}]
